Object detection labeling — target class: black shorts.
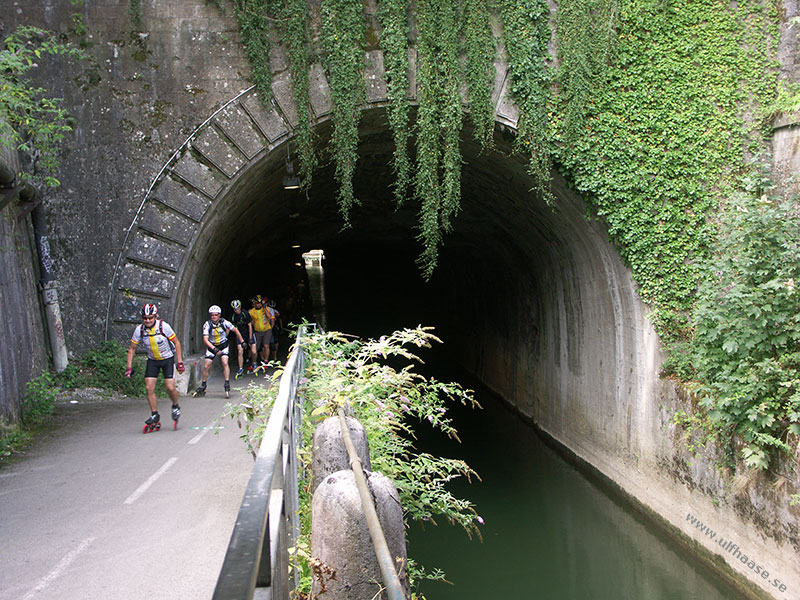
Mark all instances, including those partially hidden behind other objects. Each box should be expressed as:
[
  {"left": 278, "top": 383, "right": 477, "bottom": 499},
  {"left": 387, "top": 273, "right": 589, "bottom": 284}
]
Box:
[
  {"left": 205, "top": 343, "right": 230, "bottom": 360},
  {"left": 145, "top": 357, "right": 175, "bottom": 379}
]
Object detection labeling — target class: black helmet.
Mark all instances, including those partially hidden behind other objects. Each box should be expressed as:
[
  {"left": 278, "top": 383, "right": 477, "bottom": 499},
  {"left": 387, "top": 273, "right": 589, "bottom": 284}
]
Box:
[{"left": 141, "top": 303, "right": 158, "bottom": 317}]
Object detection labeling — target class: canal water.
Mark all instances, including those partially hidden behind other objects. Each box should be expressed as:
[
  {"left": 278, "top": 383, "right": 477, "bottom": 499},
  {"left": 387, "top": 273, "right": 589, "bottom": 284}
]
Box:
[
  {"left": 306, "top": 252, "right": 746, "bottom": 600},
  {"left": 404, "top": 384, "right": 743, "bottom": 600}
]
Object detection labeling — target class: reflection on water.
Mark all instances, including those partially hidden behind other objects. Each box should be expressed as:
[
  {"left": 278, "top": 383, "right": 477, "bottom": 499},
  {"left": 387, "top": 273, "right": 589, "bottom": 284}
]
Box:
[{"left": 407, "top": 393, "right": 744, "bottom": 600}]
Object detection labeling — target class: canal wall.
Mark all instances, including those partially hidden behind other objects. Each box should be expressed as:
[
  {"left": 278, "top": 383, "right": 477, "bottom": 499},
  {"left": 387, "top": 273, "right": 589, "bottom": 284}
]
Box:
[{"left": 436, "top": 162, "right": 799, "bottom": 598}]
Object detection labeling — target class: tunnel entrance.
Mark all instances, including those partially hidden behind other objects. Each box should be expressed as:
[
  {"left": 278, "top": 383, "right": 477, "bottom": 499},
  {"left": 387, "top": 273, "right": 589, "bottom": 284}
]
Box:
[
  {"left": 172, "top": 104, "right": 619, "bottom": 366},
  {"left": 109, "top": 89, "right": 659, "bottom": 488},
  {"left": 161, "top": 100, "right": 660, "bottom": 459}
]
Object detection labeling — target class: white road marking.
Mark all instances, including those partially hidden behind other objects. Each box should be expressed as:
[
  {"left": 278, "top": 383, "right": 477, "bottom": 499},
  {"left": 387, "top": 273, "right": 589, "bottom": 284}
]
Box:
[
  {"left": 123, "top": 457, "right": 178, "bottom": 505},
  {"left": 22, "top": 536, "right": 95, "bottom": 600},
  {"left": 188, "top": 428, "right": 211, "bottom": 445}
]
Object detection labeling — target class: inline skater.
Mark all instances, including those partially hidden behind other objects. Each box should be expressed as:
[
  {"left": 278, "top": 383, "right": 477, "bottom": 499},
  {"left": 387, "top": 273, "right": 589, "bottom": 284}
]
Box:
[
  {"left": 194, "top": 305, "right": 244, "bottom": 398},
  {"left": 125, "top": 303, "right": 185, "bottom": 433},
  {"left": 248, "top": 294, "right": 272, "bottom": 371},
  {"left": 229, "top": 299, "right": 256, "bottom": 378},
  {"left": 266, "top": 298, "right": 283, "bottom": 362}
]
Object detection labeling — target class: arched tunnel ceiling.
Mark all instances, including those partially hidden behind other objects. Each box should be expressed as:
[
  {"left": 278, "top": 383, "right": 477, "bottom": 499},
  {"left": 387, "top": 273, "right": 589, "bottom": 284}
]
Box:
[
  {"left": 178, "top": 104, "right": 626, "bottom": 366},
  {"left": 191, "top": 108, "right": 571, "bottom": 336}
]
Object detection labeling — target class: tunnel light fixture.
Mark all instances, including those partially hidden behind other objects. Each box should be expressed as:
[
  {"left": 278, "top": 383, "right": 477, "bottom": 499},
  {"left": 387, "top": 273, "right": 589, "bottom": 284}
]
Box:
[{"left": 283, "top": 156, "right": 300, "bottom": 190}]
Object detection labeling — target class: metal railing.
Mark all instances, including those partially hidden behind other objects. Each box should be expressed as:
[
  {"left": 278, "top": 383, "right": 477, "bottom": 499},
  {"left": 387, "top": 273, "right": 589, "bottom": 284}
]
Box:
[
  {"left": 212, "top": 325, "right": 310, "bottom": 600},
  {"left": 213, "top": 323, "right": 407, "bottom": 600}
]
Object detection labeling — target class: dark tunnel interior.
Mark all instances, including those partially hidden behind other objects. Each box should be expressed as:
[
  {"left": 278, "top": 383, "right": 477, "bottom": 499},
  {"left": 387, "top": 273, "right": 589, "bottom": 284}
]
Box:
[{"left": 184, "top": 108, "right": 541, "bottom": 353}]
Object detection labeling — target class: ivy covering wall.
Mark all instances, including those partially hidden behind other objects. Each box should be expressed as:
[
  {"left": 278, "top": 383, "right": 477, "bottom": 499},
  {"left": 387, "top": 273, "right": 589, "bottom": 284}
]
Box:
[{"left": 215, "top": 0, "right": 790, "bottom": 469}]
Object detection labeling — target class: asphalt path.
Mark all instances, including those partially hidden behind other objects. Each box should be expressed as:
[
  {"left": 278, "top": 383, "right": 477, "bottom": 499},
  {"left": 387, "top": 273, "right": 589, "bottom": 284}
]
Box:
[{"left": 0, "top": 371, "right": 266, "bottom": 600}]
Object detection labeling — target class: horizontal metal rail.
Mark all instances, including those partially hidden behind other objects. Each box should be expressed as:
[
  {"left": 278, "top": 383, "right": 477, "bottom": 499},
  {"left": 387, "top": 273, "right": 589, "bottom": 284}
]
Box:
[{"left": 213, "top": 325, "right": 310, "bottom": 600}]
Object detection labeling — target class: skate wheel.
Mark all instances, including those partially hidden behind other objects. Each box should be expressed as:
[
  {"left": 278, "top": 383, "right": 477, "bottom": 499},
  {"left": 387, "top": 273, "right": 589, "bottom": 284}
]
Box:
[
  {"left": 142, "top": 425, "right": 148, "bottom": 434},
  {"left": 225, "top": 391, "right": 230, "bottom": 399},
  {"left": 173, "top": 420, "right": 178, "bottom": 430},
  {"left": 155, "top": 423, "right": 161, "bottom": 431}
]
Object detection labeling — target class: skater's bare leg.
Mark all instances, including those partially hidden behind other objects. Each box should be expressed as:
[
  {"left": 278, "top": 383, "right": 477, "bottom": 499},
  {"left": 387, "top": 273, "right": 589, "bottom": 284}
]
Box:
[
  {"left": 201, "top": 357, "right": 212, "bottom": 382},
  {"left": 145, "top": 377, "right": 158, "bottom": 412},
  {"left": 221, "top": 355, "right": 230, "bottom": 381},
  {"left": 165, "top": 378, "right": 179, "bottom": 405},
  {"left": 237, "top": 345, "right": 244, "bottom": 370}
]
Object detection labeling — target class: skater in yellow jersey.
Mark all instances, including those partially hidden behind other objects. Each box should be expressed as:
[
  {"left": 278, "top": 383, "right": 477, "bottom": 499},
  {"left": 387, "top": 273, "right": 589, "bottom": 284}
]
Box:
[
  {"left": 125, "top": 303, "right": 185, "bottom": 433},
  {"left": 248, "top": 294, "right": 272, "bottom": 369}
]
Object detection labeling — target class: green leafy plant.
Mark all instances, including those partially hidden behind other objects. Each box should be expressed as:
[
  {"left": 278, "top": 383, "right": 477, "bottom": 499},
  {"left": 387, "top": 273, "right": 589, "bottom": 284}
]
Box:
[
  {"left": 129, "top": 0, "right": 143, "bottom": 31},
  {"left": 414, "top": 0, "right": 466, "bottom": 278},
  {"left": 320, "top": 0, "right": 367, "bottom": 223},
  {"left": 689, "top": 165, "right": 800, "bottom": 470},
  {"left": 376, "top": 0, "right": 412, "bottom": 206},
  {"left": 56, "top": 340, "right": 155, "bottom": 397},
  {"left": 225, "top": 326, "right": 483, "bottom": 596},
  {"left": 23, "top": 371, "right": 58, "bottom": 427},
  {"left": 0, "top": 26, "right": 87, "bottom": 188},
  {"left": 0, "top": 420, "right": 32, "bottom": 461},
  {"left": 554, "top": 0, "right": 779, "bottom": 361},
  {"left": 232, "top": 0, "right": 274, "bottom": 106},
  {"left": 461, "top": 0, "right": 496, "bottom": 151},
  {"left": 0, "top": 371, "right": 58, "bottom": 463},
  {"left": 762, "top": 80, "right": 800, "bottom": 121},
  {"left": 498, "top": 0, "right": 554, "bottom": 203},
  {"left": 272, "top": 0, "right": 317, "bottom": 188}
]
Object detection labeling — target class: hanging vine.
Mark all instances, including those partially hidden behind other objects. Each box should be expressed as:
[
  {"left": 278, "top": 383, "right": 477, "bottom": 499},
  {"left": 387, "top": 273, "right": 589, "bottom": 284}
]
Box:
[
  {"left": 231, "top": 0, "right": 273, "bottom": 105},
  {"left": 376, "top": 0, "right": 412, "bottom": 206},
  {"left": 221, "top": 0, "right": 781, "bottom": 357},
  {"left": 497, "top": 0, "right": 554, "bottom": 202},
  {"left": 414, "top": 0, "right": 464, "bottom": 278},
  {"left": 320, "top": 0, "right": 367, "bottom": 224},
  {"left": 554, "top": 0, "right": 617, "bottom": 147},
  {"left": 461, "top": 0, "right": 496, "bottom": 151},
  {"left": 272, "top": 0, "right": 316, "bottom": 187}
]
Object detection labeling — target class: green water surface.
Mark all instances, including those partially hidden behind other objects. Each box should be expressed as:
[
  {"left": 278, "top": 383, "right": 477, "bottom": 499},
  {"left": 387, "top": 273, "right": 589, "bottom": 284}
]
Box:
[{"left": 407, "top": 391, "right": 745, "bottom": 600}]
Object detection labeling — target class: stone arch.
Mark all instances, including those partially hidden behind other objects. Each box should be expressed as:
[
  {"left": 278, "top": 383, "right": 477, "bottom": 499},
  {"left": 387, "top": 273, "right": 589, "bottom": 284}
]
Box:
[
  {"left": 103, "top": 50, "right": 657, "bottom": 466},
  {"left": 104, "top": 50, "right": 522, "bottom": 346}
]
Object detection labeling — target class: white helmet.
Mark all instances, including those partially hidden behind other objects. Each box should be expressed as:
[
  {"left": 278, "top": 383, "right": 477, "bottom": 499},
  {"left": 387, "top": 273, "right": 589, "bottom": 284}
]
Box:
[
  {"left": 208, "top": 305, "right": 222, "bottom": 315},
  {"left": 231, "top": 299, "right": 242, "bottom": 310}
]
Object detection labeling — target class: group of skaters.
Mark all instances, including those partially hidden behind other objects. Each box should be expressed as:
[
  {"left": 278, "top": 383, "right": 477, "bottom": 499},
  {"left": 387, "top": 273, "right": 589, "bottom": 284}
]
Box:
[{"left": 124, "top": 295, "right": 282, "bottom": 433}]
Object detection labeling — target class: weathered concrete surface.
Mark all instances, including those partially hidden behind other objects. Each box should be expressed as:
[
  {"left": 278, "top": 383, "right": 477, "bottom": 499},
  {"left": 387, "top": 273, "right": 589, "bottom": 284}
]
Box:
[
  {"left": 0, "top": 147, "right": 49, "bottom": 421},
  {"left": 312, "top": 415, "right": 372, "bottom": 492},
  {"left": 773, "top": 1, "right": 800, "bottom": 195},
  {"left": 312, "top": 470, "right": 409, "bottom": 600},
  {"left": 0, "top": 2, "right": 798, "bottom": 599}
]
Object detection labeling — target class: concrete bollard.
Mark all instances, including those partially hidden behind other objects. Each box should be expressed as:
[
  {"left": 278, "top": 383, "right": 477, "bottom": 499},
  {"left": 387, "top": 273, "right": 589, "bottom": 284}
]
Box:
[
  {"left": 312, "top": 416, "right": 371, "bottom": 492},
  {"left": 311, "top": 469, "right": 409, "bottom": 599}
]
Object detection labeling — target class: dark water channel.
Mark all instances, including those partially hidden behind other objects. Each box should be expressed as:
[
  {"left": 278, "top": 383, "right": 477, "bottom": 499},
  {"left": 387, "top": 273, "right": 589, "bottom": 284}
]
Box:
[
  {"left": 406, "top": 387, "right": 744, "bottom": 600},
  {"left": 305, "top": 254, "right": 746, "bottom": 600}
]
